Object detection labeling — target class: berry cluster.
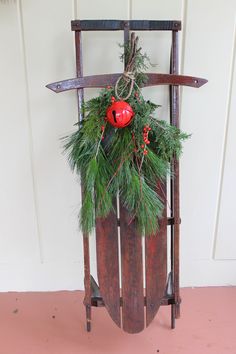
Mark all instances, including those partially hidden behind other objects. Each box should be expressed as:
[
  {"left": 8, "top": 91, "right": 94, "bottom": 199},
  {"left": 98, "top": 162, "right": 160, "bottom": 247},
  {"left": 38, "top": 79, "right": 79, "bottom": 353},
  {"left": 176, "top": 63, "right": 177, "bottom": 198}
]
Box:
[{"left": 141, "top": 125, "right": 151, "bottom": 155}]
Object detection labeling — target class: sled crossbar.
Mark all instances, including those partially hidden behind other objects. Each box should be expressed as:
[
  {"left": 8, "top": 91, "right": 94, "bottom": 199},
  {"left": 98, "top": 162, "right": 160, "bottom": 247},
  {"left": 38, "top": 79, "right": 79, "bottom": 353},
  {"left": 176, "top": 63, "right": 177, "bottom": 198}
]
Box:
[
  {"left": 46, "top": 73, "right": 207, "bottom": 93},
  {"left": 71, "top": 20, "right": 181, "bottom": 31}
]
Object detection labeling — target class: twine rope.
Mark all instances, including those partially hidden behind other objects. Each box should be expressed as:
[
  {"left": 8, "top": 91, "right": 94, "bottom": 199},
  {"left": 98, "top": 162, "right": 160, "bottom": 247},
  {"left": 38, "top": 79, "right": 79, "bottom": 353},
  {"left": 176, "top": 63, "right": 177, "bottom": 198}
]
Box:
[{"left": 115, "top": 32, "right": 139, "bottom": 101}]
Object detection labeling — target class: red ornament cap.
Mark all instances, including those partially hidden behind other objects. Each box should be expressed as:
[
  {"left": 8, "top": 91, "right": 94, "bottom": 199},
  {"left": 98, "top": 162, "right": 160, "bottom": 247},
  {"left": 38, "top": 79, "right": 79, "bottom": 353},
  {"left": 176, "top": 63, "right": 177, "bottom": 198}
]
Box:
[{"left": 106, "top": 100, "right": 134, "bottom": 128}]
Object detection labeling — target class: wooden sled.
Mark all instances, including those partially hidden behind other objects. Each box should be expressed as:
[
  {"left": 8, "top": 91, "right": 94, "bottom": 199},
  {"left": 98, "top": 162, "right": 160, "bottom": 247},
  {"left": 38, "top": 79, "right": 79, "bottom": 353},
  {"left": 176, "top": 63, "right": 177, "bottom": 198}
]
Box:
[{"left": 47, "top": 19, "right": 207, "bottom": 333}]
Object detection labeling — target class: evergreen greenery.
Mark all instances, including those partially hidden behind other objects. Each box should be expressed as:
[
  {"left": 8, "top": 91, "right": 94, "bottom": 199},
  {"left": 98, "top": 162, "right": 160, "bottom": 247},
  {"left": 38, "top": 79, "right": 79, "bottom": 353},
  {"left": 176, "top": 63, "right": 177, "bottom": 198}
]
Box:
[{"left": 64, "top": 38, "right": 189, "bottom": 236}]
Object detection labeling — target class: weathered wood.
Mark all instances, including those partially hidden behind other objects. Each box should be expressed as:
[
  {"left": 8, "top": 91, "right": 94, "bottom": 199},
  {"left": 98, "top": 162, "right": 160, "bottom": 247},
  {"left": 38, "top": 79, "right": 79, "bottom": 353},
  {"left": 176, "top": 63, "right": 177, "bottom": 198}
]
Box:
[
  {"left": 71, "top": 20, "right": 181, "bottom": 32},
  {"left": 124, "top": 21, "right": 130, "bottom": 44},
  {"left": 90, "top": 294, "right": 177, "bottom": 308},
  {"left": 120, "top": 206, "right": 144, "bottom": 333},
  {"left": 117, "top": 216, "right": 179, "bottom": 226},
  {"left": 170, "top": 30, "right": 181, "bottom": 320},
  {"left": 96, "top": 211, "right": 121, "bottom": 327},
  {"left": 74, "top": 30, "right": 92, "bottom": 332},
  {"left": 75, "top": 30, "right": 84, "bottom": 123},
  {"left": 145, "top": 181, "right": 167, "bottom": 326},
  {"left": 46, "top": 73, "right": 207, "bottom": 93}
]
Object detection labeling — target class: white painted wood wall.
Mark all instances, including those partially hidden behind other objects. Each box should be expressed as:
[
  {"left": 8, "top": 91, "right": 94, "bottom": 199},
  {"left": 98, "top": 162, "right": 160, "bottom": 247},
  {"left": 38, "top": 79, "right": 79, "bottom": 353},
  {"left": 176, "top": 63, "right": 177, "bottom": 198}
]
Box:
[{"left": 0, "top": 0, "right": 236, "bottom": 291}]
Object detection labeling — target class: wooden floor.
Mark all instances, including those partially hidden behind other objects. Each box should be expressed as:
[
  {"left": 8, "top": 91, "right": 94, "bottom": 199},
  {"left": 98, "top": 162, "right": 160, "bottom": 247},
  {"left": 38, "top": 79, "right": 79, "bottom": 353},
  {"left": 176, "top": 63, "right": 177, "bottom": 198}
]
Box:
[{"left": 0, "top": 287, "right": 235, "bottom": 354}]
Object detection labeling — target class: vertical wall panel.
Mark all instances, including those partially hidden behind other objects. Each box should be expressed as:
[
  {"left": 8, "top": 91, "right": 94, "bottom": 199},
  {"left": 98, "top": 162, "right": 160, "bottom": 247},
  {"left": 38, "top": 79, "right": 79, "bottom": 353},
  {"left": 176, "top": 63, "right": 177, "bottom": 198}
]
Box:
[
  {"left": 20, "top": 0, "right": 81, "bottom": 262},
  {"left": 0, "top": 2, "right": 39, "bottom": 262},
  {"left": 214, "top": 24, "right": 236, "bottom": 259},
  {"left": 180, "top": 0, "right": 236, "bottom": 282}
]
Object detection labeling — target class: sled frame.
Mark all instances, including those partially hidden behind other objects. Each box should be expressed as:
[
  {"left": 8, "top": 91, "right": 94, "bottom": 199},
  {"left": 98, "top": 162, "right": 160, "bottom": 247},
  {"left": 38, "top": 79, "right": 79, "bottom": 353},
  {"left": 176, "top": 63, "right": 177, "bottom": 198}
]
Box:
[
  {"left": 47, "top": 19, "right": 207, "bottom": 333},
  {"left": 74, "top": 20, "right": 180, "bottom": 332}
]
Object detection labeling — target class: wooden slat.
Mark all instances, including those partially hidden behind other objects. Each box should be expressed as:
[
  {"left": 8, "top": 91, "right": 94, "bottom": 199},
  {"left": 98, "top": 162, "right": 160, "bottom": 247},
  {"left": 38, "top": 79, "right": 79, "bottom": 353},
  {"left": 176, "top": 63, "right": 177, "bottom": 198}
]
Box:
[
  {"left": 71, "top": 20, "right": 181, "bottom": 32},
  {"left": 96, "top": 211, "right": 121, "bottom": 327},
  {"left": 145, "top": 181, "right": 167, "bottom": 326},
  {"left": 120, "top": 206, "right": 144, "bottom": 333},
  {"left": 46, "top": 73, "right": 207, "bottom": 93},
  {"left": 119, "top": 27, "right": 145, "bottom": 334}
]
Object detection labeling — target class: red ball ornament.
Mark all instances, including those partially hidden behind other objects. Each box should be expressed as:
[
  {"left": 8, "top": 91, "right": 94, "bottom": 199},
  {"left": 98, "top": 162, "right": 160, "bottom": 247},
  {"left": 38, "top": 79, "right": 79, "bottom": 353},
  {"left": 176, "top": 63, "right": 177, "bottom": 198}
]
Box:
[{"left": 106, "top": 100, "right": 134, "bottom": 128}]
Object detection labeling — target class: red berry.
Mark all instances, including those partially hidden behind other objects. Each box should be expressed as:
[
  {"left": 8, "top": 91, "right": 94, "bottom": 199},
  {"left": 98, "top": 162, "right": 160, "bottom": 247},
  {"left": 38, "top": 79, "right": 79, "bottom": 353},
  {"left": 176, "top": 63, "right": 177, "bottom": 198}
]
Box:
[
  {"left": 141, "top": 144, "right": 145, "bottom": 149},
  {"left": 101, "top": 136, "right": 105, "bottom": 140},
  {"left": 135, "top": 92, "right": 139, "bottom": 97},
  {"left": 146, "top": 140, "right": 150, "bottom": 144},
  {"left": 101, "top": 125, "right": 105, "bottom": 131},
  {"left": 111, "top": 96, "right": 115, "bottom": 102},
  {"left": 143, "top": 149, "right": 148, "bottom": 155},
  {"left": 148, "top": 127, "right": 151, "bottom": 131},
  {"left": 107, "top": 85, "right": 111, "bottom": 89}
]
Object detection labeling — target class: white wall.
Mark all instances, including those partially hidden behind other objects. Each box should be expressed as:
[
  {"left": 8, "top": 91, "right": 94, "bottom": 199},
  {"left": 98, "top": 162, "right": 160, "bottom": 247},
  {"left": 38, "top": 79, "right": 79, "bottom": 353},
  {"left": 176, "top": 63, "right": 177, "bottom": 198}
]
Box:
[{"left": 0, "top": 0, "right": 236, "bottom": 291}]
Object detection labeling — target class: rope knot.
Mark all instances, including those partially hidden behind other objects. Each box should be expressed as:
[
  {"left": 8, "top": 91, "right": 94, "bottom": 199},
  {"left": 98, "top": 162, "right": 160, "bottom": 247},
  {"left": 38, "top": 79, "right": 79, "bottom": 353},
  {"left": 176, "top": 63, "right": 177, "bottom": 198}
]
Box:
[
  {"left": 123, "top": 71, "right": 135, "bottom": 81},
  {"left": 114, "top": 32, "right": 139, "bottom": 101}
]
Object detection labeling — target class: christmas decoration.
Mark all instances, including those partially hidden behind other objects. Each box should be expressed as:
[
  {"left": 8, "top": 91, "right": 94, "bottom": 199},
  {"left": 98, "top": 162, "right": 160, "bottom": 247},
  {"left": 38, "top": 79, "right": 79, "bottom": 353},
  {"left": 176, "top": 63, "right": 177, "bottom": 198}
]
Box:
[
  {"left": 64, "top": 33, "right": 190, "bottom": 237},
  {"left": 106, "top": 99, "right": 134, "bottom": 128}
]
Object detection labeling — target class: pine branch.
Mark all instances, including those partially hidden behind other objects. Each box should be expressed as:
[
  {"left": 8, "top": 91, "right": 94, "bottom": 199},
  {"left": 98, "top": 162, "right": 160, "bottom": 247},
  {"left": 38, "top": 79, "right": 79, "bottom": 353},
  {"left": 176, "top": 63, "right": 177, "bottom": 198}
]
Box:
[{"left": 62, "top": 38, "right": 190, "bottom": 236}]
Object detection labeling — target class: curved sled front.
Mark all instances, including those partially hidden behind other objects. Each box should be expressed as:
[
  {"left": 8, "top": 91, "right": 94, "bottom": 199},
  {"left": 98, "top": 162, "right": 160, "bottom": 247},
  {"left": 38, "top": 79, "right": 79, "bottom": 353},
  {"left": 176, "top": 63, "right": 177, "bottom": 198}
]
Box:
[{"left": 95, "top": 194, "right": 167, "bottom": 333}]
